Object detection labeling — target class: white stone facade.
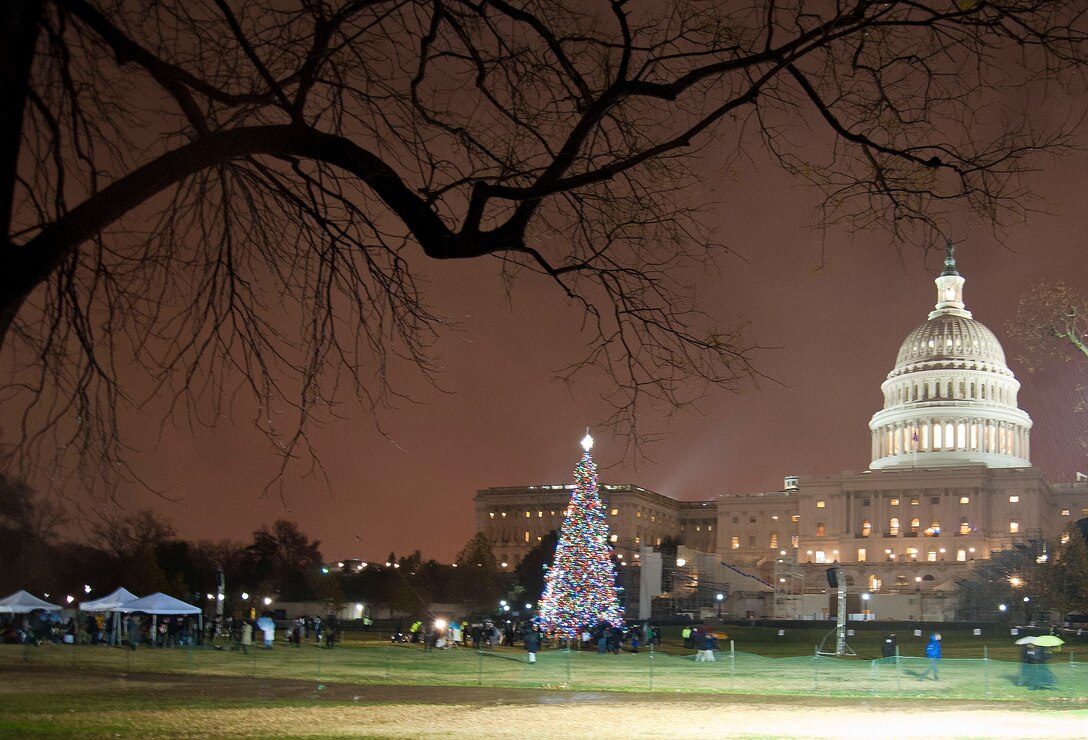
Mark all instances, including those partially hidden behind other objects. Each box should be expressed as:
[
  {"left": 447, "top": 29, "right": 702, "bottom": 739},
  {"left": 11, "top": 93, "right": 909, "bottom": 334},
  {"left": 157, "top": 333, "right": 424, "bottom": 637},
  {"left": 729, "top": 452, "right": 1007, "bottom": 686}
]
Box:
[{"left": 869, "top": 247, "right": 1032, "bottom": 469}]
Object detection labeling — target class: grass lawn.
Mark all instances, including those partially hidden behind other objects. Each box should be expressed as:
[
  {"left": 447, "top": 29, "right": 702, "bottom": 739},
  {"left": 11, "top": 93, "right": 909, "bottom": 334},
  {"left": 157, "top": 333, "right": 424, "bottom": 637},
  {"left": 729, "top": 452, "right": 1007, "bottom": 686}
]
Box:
[
  {"left": 2, "top": 663, "right": 1087, "bottom": 739},
  {"left": 2, "top": 627, "right": 1085, "bottom": 737},
  {"left": 2, "top": 626, "right": 1085, "bottom": 701}
]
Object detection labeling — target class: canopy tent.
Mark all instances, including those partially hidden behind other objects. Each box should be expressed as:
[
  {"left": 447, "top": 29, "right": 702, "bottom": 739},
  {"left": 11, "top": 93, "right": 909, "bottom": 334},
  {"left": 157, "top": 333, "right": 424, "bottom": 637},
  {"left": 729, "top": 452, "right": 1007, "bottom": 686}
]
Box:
[
  {"left": 121, "top": 593, "right": 203, "bottom": 645},
  {"left": 79, "top": 587, "right": 140, "bottom": 645},
  {"left": 0, "top": 590, "right": 62, "bottom": 613},
  {"left": 123, "top": 592, "right": 200, "bottom": 615},
  {"left": 79, "top": 587, "right": 139, "bottom": 613}
]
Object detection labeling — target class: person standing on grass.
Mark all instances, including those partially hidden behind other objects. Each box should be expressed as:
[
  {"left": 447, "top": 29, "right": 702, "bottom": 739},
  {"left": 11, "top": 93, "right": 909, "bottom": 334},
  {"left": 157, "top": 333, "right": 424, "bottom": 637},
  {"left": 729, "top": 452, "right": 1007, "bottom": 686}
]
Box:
[
  {"left": 920, "top": 633, "right": 941, "bottom": 680},
  {"left": 126, "top": 615, "right": 140, "bottom": 649},
  {"left": 695, "top": 630, "right": 717, "bottom": 662},
  {"left": 524, "top": 626, "right": 540, "bottom": 664}
]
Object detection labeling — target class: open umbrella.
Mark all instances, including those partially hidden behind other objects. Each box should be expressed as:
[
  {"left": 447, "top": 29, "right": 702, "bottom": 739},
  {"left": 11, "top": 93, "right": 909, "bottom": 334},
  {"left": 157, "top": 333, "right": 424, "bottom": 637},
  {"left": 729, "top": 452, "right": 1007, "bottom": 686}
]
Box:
[
  {"left": 1014, "top": 636, "right": 1036, "bottom": 645},
  {"left": 256, "top": 616, "right": 275, "bottom": 631},
  {"left": 1032, "top": 635, "right": 1065, "bottom": 647}
]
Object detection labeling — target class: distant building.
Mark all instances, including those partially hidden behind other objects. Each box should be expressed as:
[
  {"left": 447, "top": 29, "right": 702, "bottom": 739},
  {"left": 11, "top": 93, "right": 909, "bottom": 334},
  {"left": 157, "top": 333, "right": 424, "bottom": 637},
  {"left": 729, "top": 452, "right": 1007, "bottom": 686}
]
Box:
[{"left": 473, "top": 248, "right": 1088, "bottom": 618}]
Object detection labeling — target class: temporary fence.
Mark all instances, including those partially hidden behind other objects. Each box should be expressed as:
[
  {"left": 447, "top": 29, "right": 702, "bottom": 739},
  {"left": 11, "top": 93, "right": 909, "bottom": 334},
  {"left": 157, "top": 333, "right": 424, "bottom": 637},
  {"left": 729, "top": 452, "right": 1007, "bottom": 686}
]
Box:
[{"left": 3, "top": 642, "right": 1085, "bottom": 701}]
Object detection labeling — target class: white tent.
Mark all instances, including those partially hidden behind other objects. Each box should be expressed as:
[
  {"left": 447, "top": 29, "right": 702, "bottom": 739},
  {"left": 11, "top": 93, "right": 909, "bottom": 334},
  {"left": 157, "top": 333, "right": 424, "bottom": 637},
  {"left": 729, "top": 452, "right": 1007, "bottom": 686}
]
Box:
[
  {"left": 121, "top": 593, "right": 203, "bottom": 644},
  {"left": 79, "top": 587, "right": 140, "bottom": 644},
  {"left": 0, "top": 590, "right": 62, "bottom": 613},
  {"left": 123, "top": 592, "right": 200, "bottom": 615},
  {"left": 79, "top": 587, "right": 139, "bottom": 613}
]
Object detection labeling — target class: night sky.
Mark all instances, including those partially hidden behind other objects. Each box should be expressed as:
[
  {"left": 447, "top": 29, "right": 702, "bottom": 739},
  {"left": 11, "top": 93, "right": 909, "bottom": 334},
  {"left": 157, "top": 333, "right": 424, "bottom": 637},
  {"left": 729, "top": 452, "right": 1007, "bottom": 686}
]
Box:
[{"left": 36, "top": 141, "right": 1073, "bottom": 565}]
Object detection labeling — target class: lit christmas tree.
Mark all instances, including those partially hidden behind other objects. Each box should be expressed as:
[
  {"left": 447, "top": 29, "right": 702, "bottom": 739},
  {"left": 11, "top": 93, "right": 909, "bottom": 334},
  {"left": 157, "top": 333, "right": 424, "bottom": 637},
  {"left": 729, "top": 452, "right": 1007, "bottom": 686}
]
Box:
[{"left": 537, "top": 432, "right": 624, "bottom": 638}]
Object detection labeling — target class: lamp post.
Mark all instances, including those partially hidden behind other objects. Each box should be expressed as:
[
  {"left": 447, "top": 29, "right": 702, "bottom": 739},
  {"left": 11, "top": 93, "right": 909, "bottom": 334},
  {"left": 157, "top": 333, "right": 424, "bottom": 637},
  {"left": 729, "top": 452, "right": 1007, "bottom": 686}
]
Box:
[{"left": 716, "top": 592, "right": 724, "bottom": 619}]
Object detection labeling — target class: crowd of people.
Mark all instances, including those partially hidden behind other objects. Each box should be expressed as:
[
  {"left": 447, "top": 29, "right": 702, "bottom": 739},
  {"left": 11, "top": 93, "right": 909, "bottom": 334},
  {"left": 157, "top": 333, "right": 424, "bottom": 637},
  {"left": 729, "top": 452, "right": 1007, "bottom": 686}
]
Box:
[
  {"left": 390, "top": 617, "right": 664, "bottom": 657},
  {"left": 1, "top": 608, "right": 1066, "bottom": 691}
]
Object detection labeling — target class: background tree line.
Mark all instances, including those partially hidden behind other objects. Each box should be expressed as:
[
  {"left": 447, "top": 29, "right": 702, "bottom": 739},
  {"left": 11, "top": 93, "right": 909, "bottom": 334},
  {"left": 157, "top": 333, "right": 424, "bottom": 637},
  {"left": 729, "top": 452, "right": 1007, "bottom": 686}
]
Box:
[{"left": 0, "top": 472, "right": 555, "bottom": 617}]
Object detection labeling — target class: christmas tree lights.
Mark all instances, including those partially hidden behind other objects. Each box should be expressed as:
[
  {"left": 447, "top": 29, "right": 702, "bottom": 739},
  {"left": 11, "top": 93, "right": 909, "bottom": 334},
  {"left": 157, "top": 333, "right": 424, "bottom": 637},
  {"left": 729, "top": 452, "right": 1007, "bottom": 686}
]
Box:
[{"left": 537, "top": 432, "right": 624, "bottom": 638}]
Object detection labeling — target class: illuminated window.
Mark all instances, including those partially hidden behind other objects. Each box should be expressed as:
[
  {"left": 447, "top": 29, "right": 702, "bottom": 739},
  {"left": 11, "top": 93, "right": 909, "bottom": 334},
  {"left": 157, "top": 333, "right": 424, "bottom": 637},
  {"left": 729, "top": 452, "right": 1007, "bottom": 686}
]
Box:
[
  {"left": 927, "top": 550, "right": 937, "bottom": 562},
  {"left": 655, "top": 537, "right": 661, "bottom": 546},
  {"left": 926, "top": 519, "right": 940, "bottom": 537},
  {"left": 609, "top": 534, "right": 618, "bottom": 543},
  {"left": 489, "top": 512, "right": 495, "bottom": 518},
  {"left": 708, "top": 525, "right": 713, "bottom": 531},
  {"left": 636, "top": 511, "right": 642, "bottom": 518},
  {"left": 791, "top": 535, "right": 799, "bottom": 548},
  {"left": 857, "top": 548, "right": 867, "bottom": 562},
  {"left": 791, "top": 515, "right": 800, "bottom": 523},
  {"left": 960, "top": 496, "right": 970, "bottom": 504},
  {"left": 957, "top": 549, "right": 967, "bottom": 562},
  {"left": 869, "top": 575, "right": 882, "bottom": 591},
  {"left": 537, "top": 536, "right": 542, "bottom": 542},
  {"left": 1062, "top": 509, "right": 1071, "bottom": 517},
  {"left": 731, "top": 536, "right": 740, "bottom": 550},
  {"left": 814, "top": 551, "right": 826, "bottom": 563},
  {"left": 769, "top": 533, "right": 779, "bottom": 549},
  {"left": 501, "top": 512, "right": 507, "bottom": 518},
  {"left": 611, "top": 508, "right": 619, "bottom": 516},
  {"left": 1009, "top": 495, "right": 1020, "bottom": 503},
  {"left": 890, "top": 498, "right": 900, "bottom": 506},
  {"left": 524, "top": 531, "right": 530, "bottom": 542},
  {"left": 910, "top": 518, "right": 920, "bottom": 535},
  {"left": 816, "top": 500, "right": 826, "bottom": 508},
  {"left": 538, "top": 511, "right": 543, "bottom": 517},
  {"left": 862, "top": 520, "right": 872, "bottom": 537},
  {"left": 634, "top": 537, "right": 640, "bottom": 544},
  {"left": 906, "top": 548, "right": 918, "bottom": 561},
  {"left": 1009, "top": 521, "right": 1019, "bottom": 534},
  {"left": 889, "top": 517, "right": 900, "bottom": 536},
  {"left": 772, "top": 515, "right": 779, "bottom": 521},
  {"left": 816, "top": 522, "right": 826, "bottom": 537},
  {"left": 959, "top": 517, "right": 970, "bottom": 535},
  {"left": 525, "top": 512, "right": 530, "bottom": 518},
  {"left": 896, "top": 575, "right": 909, "bottom": 587},
  {"left": 910, "top": 498, "right": 919, "bottom": 506},
  {"left": 696, "top": 526, "right": 701, "bottom": 532}
]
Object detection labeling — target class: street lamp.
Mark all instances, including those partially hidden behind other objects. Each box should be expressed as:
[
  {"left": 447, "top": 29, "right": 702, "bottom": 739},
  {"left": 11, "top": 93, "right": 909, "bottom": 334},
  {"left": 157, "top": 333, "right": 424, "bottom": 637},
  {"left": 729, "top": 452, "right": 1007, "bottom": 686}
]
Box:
[
  {"left": 861, "top": 592, "right": 871, "bottom": 618},
  {"left": 716, "top": 592, "right": 724, "bottom": 618}
]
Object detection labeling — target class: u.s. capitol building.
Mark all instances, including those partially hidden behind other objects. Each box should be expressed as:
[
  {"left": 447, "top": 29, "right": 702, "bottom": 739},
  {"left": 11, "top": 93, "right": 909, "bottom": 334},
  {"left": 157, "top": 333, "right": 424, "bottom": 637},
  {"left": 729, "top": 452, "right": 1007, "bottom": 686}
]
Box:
[{"left": 475, "top": 249, "right": 1088, "bottom": 618}]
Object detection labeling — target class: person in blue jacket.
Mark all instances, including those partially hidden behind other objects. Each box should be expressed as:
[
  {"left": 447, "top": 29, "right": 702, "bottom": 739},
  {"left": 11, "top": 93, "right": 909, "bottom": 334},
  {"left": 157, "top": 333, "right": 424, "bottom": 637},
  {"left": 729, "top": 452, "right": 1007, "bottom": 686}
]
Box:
[{"left": 920, "top": 633, "right": 942, "bottom": 680}]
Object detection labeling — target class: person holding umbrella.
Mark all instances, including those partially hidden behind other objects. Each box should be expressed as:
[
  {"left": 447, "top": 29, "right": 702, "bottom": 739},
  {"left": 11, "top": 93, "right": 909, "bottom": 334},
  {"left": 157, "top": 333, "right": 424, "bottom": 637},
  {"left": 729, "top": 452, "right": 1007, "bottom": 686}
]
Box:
[
  {"left": 1027, "top": 635, "right": 1064, "bottom": 690},
  {"left": 1014, "top": 636, "right": 1036, "bottom": 687},
  {"left": 256, "top": 615, "right": 276, "bottom": 648}
]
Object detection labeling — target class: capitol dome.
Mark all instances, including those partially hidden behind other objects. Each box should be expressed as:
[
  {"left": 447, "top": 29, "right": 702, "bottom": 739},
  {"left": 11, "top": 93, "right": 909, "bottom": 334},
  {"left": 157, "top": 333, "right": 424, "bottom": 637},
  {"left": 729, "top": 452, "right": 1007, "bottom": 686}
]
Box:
[{"left": 869, "top": 246, "right": 1032, "bottom": 470}]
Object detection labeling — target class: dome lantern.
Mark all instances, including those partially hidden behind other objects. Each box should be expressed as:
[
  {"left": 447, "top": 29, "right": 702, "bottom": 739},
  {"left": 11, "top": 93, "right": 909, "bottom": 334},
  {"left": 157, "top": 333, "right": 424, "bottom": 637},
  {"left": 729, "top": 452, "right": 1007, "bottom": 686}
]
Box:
[{"left": 930, "top": 241, "right": 969, "bottom": 319}]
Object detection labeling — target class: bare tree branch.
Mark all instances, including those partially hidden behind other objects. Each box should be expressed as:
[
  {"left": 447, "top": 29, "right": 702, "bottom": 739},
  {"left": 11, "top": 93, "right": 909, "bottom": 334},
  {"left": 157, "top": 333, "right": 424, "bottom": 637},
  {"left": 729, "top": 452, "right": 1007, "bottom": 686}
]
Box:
[{"left": 4, "top": 0, "right": 1088, "bottom": 490}]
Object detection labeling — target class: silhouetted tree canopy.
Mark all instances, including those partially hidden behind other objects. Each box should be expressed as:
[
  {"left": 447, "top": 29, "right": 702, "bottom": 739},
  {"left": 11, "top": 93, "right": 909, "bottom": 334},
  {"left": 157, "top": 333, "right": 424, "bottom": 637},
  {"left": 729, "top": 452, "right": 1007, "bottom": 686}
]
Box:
[{"left": 5, "top": 0, "right": 1088, "bottom": 485}]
